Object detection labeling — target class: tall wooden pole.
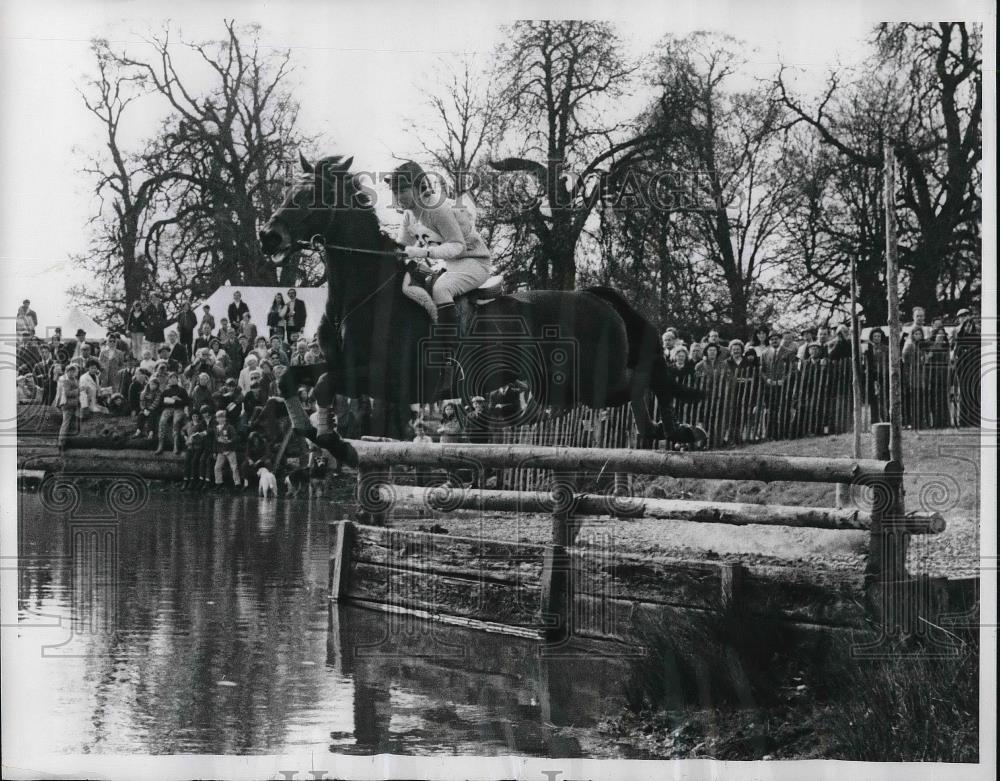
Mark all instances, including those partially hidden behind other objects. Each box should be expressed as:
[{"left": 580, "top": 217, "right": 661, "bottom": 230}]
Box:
[
  {"left": 850, "top": 254, "right": 863, "bottom": 459},
  {"left": 883, "top": 144, "right": 903, "bottom": 466}
]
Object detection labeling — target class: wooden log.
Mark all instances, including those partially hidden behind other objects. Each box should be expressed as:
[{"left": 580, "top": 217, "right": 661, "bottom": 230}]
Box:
[
  {"left": 17, "top": 446, "right": 183, "bottom": 479},
  {"left": 347, "top": 560, "right": 541, "bottom": 627},
  {"left": 540, "top": 545, "right": 571, "bottom": 642},
  {"left": 349, "top": 440, "right": 897, "bottom": 484},
  {"left": 720, "top": 563, "right": 745, "bottom": 610},
  {"left": 387, "top": 485, "right": 944, "bottom": 534}
]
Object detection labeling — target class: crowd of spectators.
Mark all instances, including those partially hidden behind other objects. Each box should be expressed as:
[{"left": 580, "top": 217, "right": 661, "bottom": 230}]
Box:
[
  {"left": 653, "top": 305, "right": 981, "bottom": 442},
  {"left": 16, "top": 288, "right": 320, "bottom": 492},
  {"left": 15, "top": 294, "right": 982, "bottom": 466}
]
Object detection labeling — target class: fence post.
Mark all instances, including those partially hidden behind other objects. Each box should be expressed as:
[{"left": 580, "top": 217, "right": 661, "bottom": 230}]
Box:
[
  {"left": 866, "top": 422, "right": 908, "bottom": 630},
  {"left": 540, "top": 543, "right": 572, "bottom": 644},
  {"left": 330, "top": 519, "right": 355, "bottom": 601}
]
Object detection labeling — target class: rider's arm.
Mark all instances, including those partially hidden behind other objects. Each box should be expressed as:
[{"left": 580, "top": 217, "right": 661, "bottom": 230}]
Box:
[{"left": 423, "top": 207, "right": 466, "bottom": 261}]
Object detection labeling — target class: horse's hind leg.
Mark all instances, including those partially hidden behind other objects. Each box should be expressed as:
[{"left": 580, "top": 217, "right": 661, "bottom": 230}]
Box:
[{"left": 628, "top": 370, "right": 666, "bottom": 441}]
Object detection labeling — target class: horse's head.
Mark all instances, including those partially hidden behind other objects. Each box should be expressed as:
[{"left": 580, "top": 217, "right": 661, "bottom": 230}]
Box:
[{"left": 259, "top": 153, "right": 359, "bottom": 264}]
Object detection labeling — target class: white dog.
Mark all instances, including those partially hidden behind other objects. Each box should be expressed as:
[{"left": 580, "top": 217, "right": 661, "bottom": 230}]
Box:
[{"left": 257, "top": 466, "right": 277, "bottom": 498}]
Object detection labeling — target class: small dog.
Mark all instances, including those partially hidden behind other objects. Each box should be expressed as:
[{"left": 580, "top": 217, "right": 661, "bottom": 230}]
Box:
[
  {"left": 283, "top": 467, "right": 310, "bottom": 498},
  {"left": 257, "top": 466, "right": 277, "bottom": 497}
]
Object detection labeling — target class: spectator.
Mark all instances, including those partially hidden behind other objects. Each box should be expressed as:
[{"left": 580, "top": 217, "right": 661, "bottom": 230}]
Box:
[
  {"left": 213, "top": 410, "right": 240, "bottom": 490},
  {"left": 437, "top": 401, "right": 464, "bottom": 443},
  {"left": 308, "top": 341, "right": 323, "bottom": 365},
  {"left": 745, "top": 326, "right": 770, "bottom": 362},
  {"left": 181, "top": 415, "right": 209, "bottom": 490},
  {"left": 186, "top": 349, "right": 226, "bottom": 391},
  {"left": 239, "top": 311, "right": 258, "bottom": 344},
  {"left": 911, "top": 306, "right": 927, "bottom": 330},
  {"left": 286, "top": 288, "right": 307, "bottom": 343},
  {"left": 489, "top": 381, "right": 525, "bottom": 422},
  {"left": 127, "top": 368, "right": 150, "bottom": 414},
  {"left": 97, "top": 336, "right": 123, "bottom": 387},
  {"left": 925, "top": 327, "right": 951, "bottom": 428},
  {"left": 214, "top": 377, "right": 243, "bottom": 424},
  {"left": 796, "top": 327, "right": 817, "bottom": 363},
  {"left": 661, "top": 328, "right": 678, "bottom": 360},
  {"left": 688, "top": 341, "right": 704, "bottom": 365},
  {"left": 17, "top": 372, "right": 41, "bottom": 403},
  {"left": 164, "top": 330, "right": 189, "bottom": 371},
  {"left": 71, "top": 328, "right": 89, "bottom": 359},
  {"left": 952, "top": 308, "right": 979, "bottom": 428},
  {"left": 175, "top": 300, "right": 198, "bottom": 356},
  {"left": 258, "top": 360, "right": 278, "bottom": 396},
  {"left": 136, "top": 376, "right": 163, "bottom": 440},
  {"left": 138, "top": 347, "right": 157, "bottom": 375},
  {"left": 218, "top": 328, "right": 243, "bottom": 377},
  {"left": 796, "top": 343, "right": 830, "bottom": 436},
  {"left": 200, "top": 304, "right": 216, "bottom": 334},
  {"left": 241, "top": 431, "right": 271, "bottom": 487},
  {"left": 50, "top": 327, "right": 69, "bottom": 364},
  {"left": 865, "top": 328, "right": 890, "bottom": 424},
  {"left": 16, "top": 299, "right": 38, "bottom": 341},
  {"left": 189, "top": 372, "right": 216, "bottom": 414},
  {"left": 207, "top": 337, "right": 230, "bottom": 375},
  {"left": 290, "top": 339, "right": 311, "bottom": 366},
  {"left": 194, "top": 322, "right": 214, "bottom": 353},
  {"left": 56, "top": 364, "right": 81, "bottom": 451},
  {"left": 901, "top": 326, "right": 927, "bottom": 428},
  {"left": 705, "top": 329, "right": 722, "bottom": 349},
  {"left": 33, "top": 344, "right": 56, "bottom": 405},
  {"left": 412, "top": 420, "right": 432, "bottom": 443},
  {"left": 725, "top": 340, "right": 756, "bottom": 444},
  {"left": 241, "top": 373, "right": 267, "bottom": 428},
  {"left": 695, "top": 342, "right": 727, "bottom": 381},
  {"left": 195, "top": 406, "right": 217, "bottom": 490},
  {"left": 156, "top": 372, "right": 190, "bottom": 454},
  {"left": 465, "top": 395, "right": 491, "bottom": 444},
  {"left": 760, "top": 331, "right": 796, "bottom": 439},
  {"left": 156, "top": 344, "right": 174, "bottom": 371},
  {"left": 268, "top": 335, "right": 289, "bottom": 366},
  {"left": 217, "top": 317, "right": 235, "bottom": 344},
  {"left": 239, "top": 354, "right": 261, "bottom": 394},
  {"left": 228, "top": 291, "right": 250, "bottom": 326},
  {"left": 267, "top": 293, "right": 287, "bottom": 339},
  {"left": 79, "top": 359, "right": 108, "bottom": 417},
  {"left": 144, "top": 293, "right": 168, "bottom": 347},
  {"left": 827, "top": 324, "right": 852, "bottom": 361},
  {"left": 126, "top": 300, "right": 146, "bottom": 358},
  {"left": 670, "top": 345, "right": 696, "bottom": 383}
]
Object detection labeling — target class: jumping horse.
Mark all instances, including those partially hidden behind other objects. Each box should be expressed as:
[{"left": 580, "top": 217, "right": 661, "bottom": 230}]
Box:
[{"left": 258, "top": 154, "right": 705, "bottom": 467}]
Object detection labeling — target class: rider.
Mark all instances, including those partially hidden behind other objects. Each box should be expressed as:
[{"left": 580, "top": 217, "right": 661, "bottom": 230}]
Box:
[{"left": 385, "top": 160, "right": 492, "bottom": 392}]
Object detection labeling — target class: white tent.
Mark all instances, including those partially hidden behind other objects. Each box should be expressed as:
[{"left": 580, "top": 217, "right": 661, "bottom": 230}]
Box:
[
  {"left": 60, "top": 305, "right": 107, "bottom": 340},
  {"left": 166, "top": 283, "right": 329, "bottom": 340}
]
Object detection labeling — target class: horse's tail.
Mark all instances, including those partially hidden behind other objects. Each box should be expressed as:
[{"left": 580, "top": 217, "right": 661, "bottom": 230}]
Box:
[{"left": 582, "top": 286, "right": 704, "bottom": 404}]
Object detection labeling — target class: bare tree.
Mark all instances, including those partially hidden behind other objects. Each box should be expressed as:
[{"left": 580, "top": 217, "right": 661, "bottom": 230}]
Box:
[
  {"left": 485, "top": 21, "right": 656, "bottom": 290},
  {"left": 776, "top": 22, "right": 981, "bottom": 315}
]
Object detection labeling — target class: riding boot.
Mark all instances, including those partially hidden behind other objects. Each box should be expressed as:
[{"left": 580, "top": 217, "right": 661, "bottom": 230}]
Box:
[{"left": 433, "top": 303, "right": 459, "bottom": 399}]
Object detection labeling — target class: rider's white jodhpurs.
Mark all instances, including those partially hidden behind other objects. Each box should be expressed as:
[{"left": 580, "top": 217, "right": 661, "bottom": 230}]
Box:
[{"left": 431, "top": 257, "right": 492, "bottom": 305}]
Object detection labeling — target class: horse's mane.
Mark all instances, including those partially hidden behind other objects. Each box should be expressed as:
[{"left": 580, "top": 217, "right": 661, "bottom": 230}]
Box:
[{"left": 311, "top": 155, "right": 399, "bottom": 251}]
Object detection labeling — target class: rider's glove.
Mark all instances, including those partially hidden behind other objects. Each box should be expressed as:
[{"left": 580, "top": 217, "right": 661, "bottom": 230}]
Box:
[{"left": 403, "top": 246, "right": 430, "bottom": 260}]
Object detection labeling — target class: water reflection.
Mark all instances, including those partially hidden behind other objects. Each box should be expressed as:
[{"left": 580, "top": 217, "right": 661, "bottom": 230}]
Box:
[{"left": 14, "top": 491, "right": 634, "bottom": 756}]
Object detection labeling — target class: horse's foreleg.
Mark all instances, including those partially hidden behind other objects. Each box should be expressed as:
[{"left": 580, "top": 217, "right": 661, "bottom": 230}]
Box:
[{"left": 278, "top": 364, "right": 359, "bottom": 467}]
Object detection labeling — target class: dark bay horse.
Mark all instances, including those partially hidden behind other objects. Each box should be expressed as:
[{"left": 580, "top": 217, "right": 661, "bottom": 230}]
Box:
[{"left": 258, "top": 154, "right": 704, "bottom": 466}]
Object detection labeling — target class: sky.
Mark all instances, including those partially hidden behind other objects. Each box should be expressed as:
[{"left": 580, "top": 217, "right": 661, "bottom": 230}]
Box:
[{"left": 0, "top": 0, "right": 994, "bottom": 332}]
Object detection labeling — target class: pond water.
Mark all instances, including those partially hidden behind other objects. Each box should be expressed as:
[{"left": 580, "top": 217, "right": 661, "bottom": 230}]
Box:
[{"left": 9, "top": 488, "right": 640, "bottom": 757}]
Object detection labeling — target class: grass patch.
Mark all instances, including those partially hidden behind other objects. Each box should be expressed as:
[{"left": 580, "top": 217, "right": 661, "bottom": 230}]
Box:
[{"left": 614, "top": 606, "right": 980, "bottom": 761}]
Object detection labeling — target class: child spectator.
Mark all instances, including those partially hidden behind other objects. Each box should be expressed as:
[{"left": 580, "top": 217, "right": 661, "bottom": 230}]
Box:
[
  {"left": 181, "top": 415, "right": 208, "bottom": 490},
  {"left": 213, "top": 409, "right": 240, "bottom": 490},
  {"left": 136, "top": 376, "right": 163, "bottom": 440},
  {"left": 127, "top": 368, "right": 150, "bottom": 414}
]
